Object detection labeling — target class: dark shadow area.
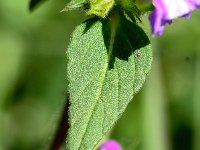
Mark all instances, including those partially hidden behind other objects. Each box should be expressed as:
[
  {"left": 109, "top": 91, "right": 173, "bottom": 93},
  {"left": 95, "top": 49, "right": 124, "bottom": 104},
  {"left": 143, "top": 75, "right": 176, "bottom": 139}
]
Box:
[
  {"left": 80, "top": 14, "right": 150, "bottom": 69},
  {"left": 102, "top": 15, "right": 150, "bottom": 68},
  {"left": 82, "top": 17, "right": 100, "bottom": 35},
  {"left": 173, "top": 123, "right": 192, "bottom": 150},
  {"left": 29, "top": 0, "right": 47, "bottom": 11}
]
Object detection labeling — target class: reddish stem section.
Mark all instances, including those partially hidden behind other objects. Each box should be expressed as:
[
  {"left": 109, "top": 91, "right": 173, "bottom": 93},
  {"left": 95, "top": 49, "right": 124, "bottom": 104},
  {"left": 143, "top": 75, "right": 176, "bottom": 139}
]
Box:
[{"left": 49, "top": 94, "right": 70, "bottom": 150}]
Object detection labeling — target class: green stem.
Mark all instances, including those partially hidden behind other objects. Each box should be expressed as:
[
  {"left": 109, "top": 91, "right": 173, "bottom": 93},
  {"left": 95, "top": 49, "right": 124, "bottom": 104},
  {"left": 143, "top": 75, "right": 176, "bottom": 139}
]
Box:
[
  {"left": 193, "top": 54, "right": 200, "bottom": 150},
  {"left": 141, "top": 57, "right": 171, "bottom": 150}
]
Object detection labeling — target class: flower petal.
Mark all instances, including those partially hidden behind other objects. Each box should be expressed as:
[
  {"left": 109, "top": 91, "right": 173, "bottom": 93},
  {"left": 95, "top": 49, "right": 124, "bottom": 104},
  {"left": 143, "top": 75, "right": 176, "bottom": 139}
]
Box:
[
  {"left": 99, "top": 140, "right": 122, "bottom": 150},
  {"left": 149, "top": 0, "right": 199, "bottom": 36}
]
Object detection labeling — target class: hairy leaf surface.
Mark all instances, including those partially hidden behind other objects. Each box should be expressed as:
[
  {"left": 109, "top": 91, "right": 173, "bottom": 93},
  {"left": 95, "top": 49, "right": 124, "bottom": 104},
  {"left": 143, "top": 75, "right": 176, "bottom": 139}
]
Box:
[{"left": 66, "top": 15, "right": 152, "bottom": 150}]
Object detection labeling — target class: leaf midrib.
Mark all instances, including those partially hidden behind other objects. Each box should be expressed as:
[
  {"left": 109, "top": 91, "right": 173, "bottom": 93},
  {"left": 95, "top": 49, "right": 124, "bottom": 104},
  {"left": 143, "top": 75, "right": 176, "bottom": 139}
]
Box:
[{"left": 77, "top": 14, "right": 119, "bottom": 150}]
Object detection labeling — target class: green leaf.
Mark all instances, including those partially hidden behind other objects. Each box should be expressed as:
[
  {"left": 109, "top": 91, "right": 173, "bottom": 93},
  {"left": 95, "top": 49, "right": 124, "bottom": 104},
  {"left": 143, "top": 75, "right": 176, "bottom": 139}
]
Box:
[
  {"left": 136, "top": 1, "right": 154, "bottom": 12},
  {"left": 117, "top": 0, "right": 142, "bottom": 22},
  {"left": 62, "top": 0, "right": 88, "bottom": 11},
  {"left": 29, "top": 0, "right": 47, "bottom": 11},
  {"left": 66, "top": 14, "right": 152, "bottom": 150}
]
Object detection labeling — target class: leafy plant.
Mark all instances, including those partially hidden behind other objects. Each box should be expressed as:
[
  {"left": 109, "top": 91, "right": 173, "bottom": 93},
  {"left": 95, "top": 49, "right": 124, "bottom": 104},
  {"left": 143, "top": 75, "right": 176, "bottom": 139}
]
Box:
[
  {"left": 65, "top": 0, "right": 153, "bottom": 149},
  {"left": 66, "top": 15, "right": 152, "bottom": 150},
  {"left": 29, "top": 0, "right": 153, "bottom": 149}
]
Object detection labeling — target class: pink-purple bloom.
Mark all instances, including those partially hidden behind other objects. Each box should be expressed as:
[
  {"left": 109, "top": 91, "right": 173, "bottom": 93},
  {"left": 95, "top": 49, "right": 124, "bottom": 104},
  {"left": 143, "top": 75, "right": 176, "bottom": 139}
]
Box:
[
  {"left": 99, "top": 140, "right": 122, "bottom": 150},
  {"left": 149, "top": 0, "right": 200, "bottom": 36}
]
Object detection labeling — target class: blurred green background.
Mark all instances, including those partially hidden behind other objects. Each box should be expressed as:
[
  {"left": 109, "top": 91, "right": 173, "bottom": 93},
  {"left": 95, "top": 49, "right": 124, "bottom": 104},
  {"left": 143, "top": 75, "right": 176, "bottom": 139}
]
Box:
[{"left": 0, "top": 0, "right": 200, "bottom": 150}]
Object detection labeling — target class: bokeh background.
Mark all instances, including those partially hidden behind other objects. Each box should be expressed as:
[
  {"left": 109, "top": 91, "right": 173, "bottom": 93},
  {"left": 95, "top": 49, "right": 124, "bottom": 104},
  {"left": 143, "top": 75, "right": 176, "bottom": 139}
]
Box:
[{"left": 0, "top": 0, "right": 200, "bottom": 150}]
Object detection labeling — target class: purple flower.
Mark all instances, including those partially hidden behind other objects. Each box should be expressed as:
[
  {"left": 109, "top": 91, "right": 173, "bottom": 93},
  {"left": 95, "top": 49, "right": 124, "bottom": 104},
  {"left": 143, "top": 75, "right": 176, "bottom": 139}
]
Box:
[
  {"left": 99, "top": 140, "right": 122, "bottom": 150},
  {"left": 149, "top": 0, "right": 200, "bottom": 36}
]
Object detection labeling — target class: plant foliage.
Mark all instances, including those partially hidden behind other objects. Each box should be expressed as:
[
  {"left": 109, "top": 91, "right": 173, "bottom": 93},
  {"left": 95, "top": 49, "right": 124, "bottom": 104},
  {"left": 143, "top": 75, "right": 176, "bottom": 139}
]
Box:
[{"left": 66, "top": 11, "right": 152, "bottom": 149}]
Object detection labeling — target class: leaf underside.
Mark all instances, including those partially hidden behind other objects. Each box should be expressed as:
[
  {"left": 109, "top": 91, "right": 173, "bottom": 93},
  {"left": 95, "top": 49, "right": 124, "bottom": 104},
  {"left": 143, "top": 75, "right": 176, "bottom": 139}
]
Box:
[{"left": 66, "top": 15, "right": 152, "bottom": 150}]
